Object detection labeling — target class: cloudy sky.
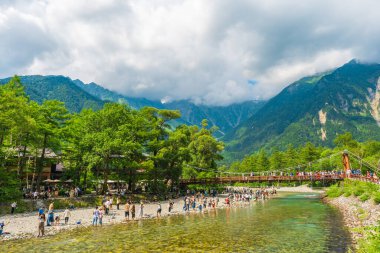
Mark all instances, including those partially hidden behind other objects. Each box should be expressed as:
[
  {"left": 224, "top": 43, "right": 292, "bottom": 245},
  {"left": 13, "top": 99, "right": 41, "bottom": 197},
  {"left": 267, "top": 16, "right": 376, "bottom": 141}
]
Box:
[{"left": 1, "top": 0, "right": 380, "bottom": 105}]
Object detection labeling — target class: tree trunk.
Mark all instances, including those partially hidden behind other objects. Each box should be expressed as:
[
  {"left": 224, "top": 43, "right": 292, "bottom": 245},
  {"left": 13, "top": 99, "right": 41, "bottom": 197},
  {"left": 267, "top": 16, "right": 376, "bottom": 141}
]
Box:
[
  {"left": 83, "top": 168, "right": 88, "bottom": 192},
  {"left": 36, "top": 133, "right": 48, "bottom": 191},
  {"left": 102, "top": 160, "right": 109, "bottom": 194},
  {"left": 17, "top": 137, "right": 28, "bottom": 178},
  {"left": 128, "top": 168, "right": 133, "bottom": 193}
]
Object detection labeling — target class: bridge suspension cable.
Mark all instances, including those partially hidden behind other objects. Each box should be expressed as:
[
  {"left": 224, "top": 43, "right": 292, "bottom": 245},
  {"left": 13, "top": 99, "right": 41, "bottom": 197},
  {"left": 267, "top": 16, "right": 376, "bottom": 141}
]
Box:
[{"left": 345, "top": 150, "right": 379, "bottom": 174}]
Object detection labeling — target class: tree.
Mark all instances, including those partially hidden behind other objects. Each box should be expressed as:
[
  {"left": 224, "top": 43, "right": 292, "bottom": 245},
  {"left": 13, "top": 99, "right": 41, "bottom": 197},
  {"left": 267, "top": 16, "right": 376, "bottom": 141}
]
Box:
[
  {"left": 334, "top": 132, "right": 358, "bottom": 148},
  {"left": 256, "top": 149, "right": 269, "bottom": 172},
  {"left": 299, "top": 142, "right": 319, "bottom": 170},
  {"left": 141, "top": 107, "right": 181, "bottom": 194},
  {"left": 156, "top": 125, "right": 191, "bottom": 187},
  {"left": 34, "top": 100, "right": 69, "bottom": 189},
  {"left": 269, "top": 148, "right": 284, "bottom": 171},
  {"left": 188, "top": 120, "right": 224, "bottom": 176},
  {"left": 0, "top": 76, "right": 30, "bottom": 167}
]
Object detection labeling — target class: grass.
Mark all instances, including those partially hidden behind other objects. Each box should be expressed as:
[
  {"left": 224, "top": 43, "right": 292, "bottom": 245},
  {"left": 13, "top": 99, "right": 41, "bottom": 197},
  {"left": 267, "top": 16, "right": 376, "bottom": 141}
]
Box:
[{"left": 357, "top": 224, "right": 380, "bottom": 253}]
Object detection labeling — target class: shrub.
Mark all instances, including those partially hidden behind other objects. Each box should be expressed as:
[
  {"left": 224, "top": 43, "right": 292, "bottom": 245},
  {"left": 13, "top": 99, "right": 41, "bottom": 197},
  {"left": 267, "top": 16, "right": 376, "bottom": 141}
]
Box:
[
  {"left": 373, "top": 192, "right": 380, "bottom": 205},
  {"left": 326, "top": 185, "right": 344, "bottom": 198},
  {"left": 354, "top": 187, "right": 365, "bottom": 197},
  {"left": 359, "top": 194, "right": 370, "bottom": 202},
  {"left": 343, "top": 191, "right": 352, "bottom": 197}
]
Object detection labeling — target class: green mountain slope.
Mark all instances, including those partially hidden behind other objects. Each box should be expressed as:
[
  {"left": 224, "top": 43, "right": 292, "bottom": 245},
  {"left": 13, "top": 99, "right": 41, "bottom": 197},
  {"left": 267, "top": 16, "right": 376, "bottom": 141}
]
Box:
[
  {"left": 225, "top": 60, "right": 380, "bottom": 160},
  {"left": 0, "top": 75, "right": 104, "bottom": 112}
]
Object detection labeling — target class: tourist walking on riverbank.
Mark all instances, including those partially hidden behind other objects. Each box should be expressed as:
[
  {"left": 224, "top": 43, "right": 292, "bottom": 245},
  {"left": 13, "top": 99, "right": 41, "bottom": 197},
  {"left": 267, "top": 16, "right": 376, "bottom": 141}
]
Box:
[
  {"left": 11, "top": 202, "right": 17, "bottom": 214},
  {"left": 47, "top": 202, "right": 54, "bottom": 226},
  {"left": 37, "top": 212, "right": 45, "bottom": 237},
  {"left": 110, "top": 196, "right": 113, "bottom": 209},
  {"left": 105, "top": 200, "right": 110, "bottom": 215},
  {"left": 63, "top": 208, "right": 71, "bottom": 225},
  {"left": 139, "top": 201, "right": 144, "bottom": 218},
  {"left": 131, "top": 203, "right": 136, "bottom": 220},
  {"left": 124, "top": 201, "right": 130, "bottom": 220},
  {"left": 92, "top": 206, "right": 99, "bottom": 226},
  {"left": 117, "top": 196, "right": 121, "bottom": 210},
  {"left": 157, "top": 203, "right": 162, "bottom": 218},
  {"left": 99, "top": 207, "right": 104, "bottom": 226},
  {"left": 168, "top": 200, "right": 174, "bottom": 212}
]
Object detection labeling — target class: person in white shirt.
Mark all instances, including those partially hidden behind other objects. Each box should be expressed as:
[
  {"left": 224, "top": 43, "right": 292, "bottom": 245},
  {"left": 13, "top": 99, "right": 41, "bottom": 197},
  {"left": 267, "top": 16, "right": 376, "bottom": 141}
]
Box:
[
  {"left": 105, "top": 200, "right": 110, "bottom": 215},
  {"left": 63, "top": 208, "right": 71, "bottom": 225},
  {"left": 11, "top": 202, "right": 17, "bottom": 214}
]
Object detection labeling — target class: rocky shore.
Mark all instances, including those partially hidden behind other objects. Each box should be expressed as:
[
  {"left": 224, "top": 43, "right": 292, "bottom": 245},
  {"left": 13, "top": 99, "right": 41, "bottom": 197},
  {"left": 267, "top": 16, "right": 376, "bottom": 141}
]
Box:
[{"left": 325, "top": 195, "right": 380, "bottom": 248}]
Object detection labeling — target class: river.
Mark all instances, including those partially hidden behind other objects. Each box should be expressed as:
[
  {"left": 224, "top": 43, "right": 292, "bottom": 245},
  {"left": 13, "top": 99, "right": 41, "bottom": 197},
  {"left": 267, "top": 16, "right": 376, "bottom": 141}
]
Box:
[{"left": 1, "top": 192, "right": 351, "bottom": 252}]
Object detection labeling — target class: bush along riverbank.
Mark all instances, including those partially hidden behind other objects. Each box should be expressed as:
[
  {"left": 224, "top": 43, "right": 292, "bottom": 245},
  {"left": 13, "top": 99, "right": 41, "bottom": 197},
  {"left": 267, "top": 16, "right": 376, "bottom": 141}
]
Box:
[{"left": 325, "top": 179, "right": 380, "bottom": 252}]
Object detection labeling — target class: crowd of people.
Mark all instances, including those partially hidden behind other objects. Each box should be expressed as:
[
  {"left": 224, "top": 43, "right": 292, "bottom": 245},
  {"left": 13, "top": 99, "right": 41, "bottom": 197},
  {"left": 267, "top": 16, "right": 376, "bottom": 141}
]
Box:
[{"left": 22, "top": 186, "right": 82, "bottom": 199}]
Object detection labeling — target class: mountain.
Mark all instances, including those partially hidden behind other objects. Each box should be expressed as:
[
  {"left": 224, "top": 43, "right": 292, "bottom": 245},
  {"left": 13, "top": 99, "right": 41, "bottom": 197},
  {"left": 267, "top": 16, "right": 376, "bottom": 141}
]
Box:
[
  {"left": 0, "top": 75, "right": 265, "bottom": 135},
  {"left": 163, "top": 100, "right": 264, "bottom": 136},
  {"left": 0, "top": 75, "right": 104, "bottom": 112},
  {"left": 224, "top": 60, "right": 380, "bottom": 160},
  {"left": 73, "top": 79, "right": 163, "bottom": 109},
  {"left": 72, "top": 79, "right": 264, "bottom": 135}
]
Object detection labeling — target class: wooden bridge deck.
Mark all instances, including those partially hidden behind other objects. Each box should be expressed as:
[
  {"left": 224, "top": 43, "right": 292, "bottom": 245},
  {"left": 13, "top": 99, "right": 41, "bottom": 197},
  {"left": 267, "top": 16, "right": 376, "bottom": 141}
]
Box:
[{"left": 180, "top": 175, "right": 344, "bottom": 185}]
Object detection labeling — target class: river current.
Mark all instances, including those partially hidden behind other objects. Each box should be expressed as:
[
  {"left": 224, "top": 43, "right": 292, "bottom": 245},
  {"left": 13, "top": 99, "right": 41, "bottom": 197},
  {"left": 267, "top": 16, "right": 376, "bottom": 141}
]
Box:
[{"left": 1, "top": 192, "right": 351, "bottom": 252}]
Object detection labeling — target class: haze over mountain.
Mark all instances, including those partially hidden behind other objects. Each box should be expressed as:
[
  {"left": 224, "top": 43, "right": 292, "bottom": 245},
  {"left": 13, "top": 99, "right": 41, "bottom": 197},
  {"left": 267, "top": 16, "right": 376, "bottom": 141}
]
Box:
[{"left": 224, "top": 60, "right": 380, "bottom": 160}]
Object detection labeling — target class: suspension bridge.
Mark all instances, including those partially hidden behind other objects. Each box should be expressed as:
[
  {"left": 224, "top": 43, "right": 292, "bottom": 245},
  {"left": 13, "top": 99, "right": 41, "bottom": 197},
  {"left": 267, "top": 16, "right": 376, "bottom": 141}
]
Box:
[{"left": 179, "top": 150, "right": 380, "bottom": 186}]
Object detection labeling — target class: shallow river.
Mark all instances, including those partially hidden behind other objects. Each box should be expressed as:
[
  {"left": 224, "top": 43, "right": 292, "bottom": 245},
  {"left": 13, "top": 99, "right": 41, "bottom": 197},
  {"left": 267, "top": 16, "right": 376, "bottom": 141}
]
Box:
[{"left": 1, "top": 193, "right": 351, "bottom": 252}]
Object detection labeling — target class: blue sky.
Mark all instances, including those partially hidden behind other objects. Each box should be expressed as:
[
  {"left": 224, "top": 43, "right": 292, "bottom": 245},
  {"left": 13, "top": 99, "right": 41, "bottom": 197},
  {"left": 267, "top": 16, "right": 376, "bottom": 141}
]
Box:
[{"left": 1, "top": 0, "right": 380, "bottom": 105}]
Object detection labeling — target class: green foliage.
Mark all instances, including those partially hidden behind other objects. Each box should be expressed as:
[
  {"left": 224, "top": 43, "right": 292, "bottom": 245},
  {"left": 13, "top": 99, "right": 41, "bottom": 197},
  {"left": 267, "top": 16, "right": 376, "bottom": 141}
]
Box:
[
  {"left": 0, "top": 167, "right": 22, "bottom": 202},
  {"left": 326, "top": 185, "right": 344, "bottom": 198},
  {"left": 357, "top": 224, "right": 380, "bottom": 253},
  {"left": 359, "top": 194, "right": 370, "bottom": 202},
  {"left": 333, "top": 132, "right": 359, "bottom": 148},
  {"left": 0, "top": 77, "right": 224, "bottom": 199},
  {"left": 373, "top": 192, "right": 380, "bottom": 204},
  {"left": 327, "top": 180, "right": 380, "bottom": 205}
]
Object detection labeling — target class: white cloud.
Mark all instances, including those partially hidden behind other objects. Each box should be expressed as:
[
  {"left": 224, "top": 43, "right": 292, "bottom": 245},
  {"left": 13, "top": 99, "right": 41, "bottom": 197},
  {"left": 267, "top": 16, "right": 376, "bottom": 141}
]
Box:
[{"left": 0, "top": 0, "right": 380, "bottom": 105}]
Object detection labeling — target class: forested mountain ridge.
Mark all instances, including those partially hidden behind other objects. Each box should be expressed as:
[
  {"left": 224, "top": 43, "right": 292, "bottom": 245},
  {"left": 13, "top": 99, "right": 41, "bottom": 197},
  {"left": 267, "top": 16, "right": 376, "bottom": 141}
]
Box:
[
  {"left": 0, "top": 75, "right": 265, "bottom": 135},
  {"left": 0, "top": 75, "right": 104, "bottom": 112},
  {"left": 224, "top": 60, "right": 380, "bottom": 160}
]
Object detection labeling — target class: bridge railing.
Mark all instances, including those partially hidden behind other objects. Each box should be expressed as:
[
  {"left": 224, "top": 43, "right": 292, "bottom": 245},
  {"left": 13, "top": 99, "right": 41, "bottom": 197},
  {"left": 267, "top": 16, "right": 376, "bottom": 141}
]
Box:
[{"left": 179, "top": 174, "right": 346, "bottom": 185}]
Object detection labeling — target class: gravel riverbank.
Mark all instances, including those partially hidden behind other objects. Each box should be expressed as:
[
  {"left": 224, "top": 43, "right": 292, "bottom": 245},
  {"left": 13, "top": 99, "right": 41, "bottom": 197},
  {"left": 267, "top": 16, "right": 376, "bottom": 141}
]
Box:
[
  {"left": 0, "top": 186, "right": 324, "bottom": 242},
  {"left": 0, "top": 194, "right": 255, "bottom": 241},
  {"left": 325, "top": 195, "right": 380, "bottom": 248}
]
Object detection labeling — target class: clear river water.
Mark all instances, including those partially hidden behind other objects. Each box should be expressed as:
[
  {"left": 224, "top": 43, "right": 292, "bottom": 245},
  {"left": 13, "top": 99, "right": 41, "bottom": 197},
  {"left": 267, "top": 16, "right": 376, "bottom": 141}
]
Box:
[{"left": 1, "top": 193, "right": 352, "bottom": 252}]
